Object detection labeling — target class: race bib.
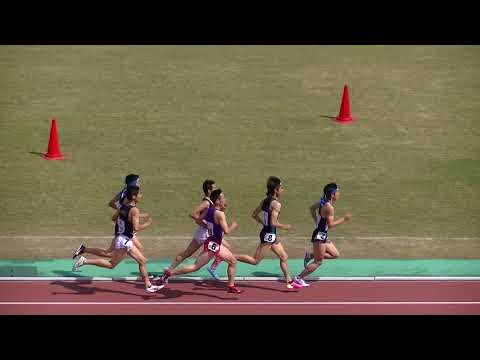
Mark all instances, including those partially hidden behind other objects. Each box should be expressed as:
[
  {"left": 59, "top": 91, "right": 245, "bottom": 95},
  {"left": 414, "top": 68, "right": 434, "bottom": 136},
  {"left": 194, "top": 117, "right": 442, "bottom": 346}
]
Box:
[
  {"left": 207, "top": 241, "right": 220, "bottom": 253},
  {"left": 316, "top": 232, "right": 328, "bottom": 241},
  {"left": 263, "top": 233, "right": 276, "bottom": 243}
]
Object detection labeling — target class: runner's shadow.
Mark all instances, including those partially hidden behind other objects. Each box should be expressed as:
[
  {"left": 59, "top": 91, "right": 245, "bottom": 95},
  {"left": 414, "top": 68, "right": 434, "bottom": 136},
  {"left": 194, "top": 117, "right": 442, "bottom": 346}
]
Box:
[
  {"left": 50, "top": 279, "right": 157, "bottom": 300},
  {"left": 157, "top": 285, "right": 236, "bottom": 301},
  {"left": 193, "top": 279, "right": 297, "bottom": 294},
  {"left": 152, "top": 280, "right": 238, "bottom": 300}
]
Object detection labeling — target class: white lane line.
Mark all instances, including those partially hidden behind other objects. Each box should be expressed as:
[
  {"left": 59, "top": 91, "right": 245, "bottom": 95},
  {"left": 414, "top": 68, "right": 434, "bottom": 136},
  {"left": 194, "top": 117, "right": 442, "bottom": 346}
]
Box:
[{"left": 1, "top": 301, "right": 480, "bottom": 305}]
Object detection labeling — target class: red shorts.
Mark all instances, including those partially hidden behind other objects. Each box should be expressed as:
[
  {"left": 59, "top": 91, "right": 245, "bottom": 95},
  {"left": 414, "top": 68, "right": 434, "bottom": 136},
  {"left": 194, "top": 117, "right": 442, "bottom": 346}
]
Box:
[{"left": 203, "top": 239, "right": 221, "bottom": 254}]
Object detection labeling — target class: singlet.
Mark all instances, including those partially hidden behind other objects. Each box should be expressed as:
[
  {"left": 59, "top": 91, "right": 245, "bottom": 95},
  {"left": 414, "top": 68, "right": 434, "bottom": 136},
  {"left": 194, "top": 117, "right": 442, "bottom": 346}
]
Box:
[
  {"left": 115, "top": 204, "right": 135, "bottom": 239},
  {"left": 261, "top": 196, "right": 277, "bottom": 234},
  {"left": 204, "top": 206, "right": 224, "bottom": 244},
  {"left": 316, "top": 200, "right": 329, "bottom": 235}
]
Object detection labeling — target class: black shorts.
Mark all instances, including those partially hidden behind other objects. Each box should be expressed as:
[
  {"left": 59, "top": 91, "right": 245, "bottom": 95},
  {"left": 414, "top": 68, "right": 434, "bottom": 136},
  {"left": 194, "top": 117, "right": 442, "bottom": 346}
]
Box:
[
  {"left": 259, "top": 228, "right": 280, "bottom": 245},
  {"left": 311, "top": 228, "right": 329, "bottom": 244}
]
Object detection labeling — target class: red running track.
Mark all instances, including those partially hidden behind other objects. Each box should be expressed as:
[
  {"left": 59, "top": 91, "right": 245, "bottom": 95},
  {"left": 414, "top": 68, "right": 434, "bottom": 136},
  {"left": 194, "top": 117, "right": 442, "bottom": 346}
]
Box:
[{"left": 1, "top": 279, "right": 480, "bottom": 315}]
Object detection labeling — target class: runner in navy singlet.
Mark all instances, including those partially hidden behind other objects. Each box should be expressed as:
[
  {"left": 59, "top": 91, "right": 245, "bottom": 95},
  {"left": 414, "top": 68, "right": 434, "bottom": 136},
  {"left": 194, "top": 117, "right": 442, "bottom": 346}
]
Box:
[
  {"left": 294, "top": 183, "right": 352, "bottom": 287},
  {"left": 72, "top": 173, "right": 145, "bottom": 259},
  {"left": 235, "top": 176, "right": 302, "bottom": 289},
  {"left": 72, "top": 186, "right": 163, "bottom": 293}
]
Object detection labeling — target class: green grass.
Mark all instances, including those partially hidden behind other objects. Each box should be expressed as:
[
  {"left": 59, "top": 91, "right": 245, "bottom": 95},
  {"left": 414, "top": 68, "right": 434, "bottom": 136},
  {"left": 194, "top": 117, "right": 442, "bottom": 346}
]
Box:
[{"left": 0, "top": 45, "right": 479, "bottom": 257}]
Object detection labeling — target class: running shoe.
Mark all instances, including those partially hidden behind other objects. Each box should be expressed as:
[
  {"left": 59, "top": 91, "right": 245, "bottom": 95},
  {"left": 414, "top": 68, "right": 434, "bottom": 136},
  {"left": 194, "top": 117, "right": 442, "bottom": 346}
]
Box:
[
  {"left": 146, "top": 284, "right": 165, "bottom": 293},
  {"left": 72, "top": 256, "right": 86, "bottom": 272},
  {"left": 304, "top": 251, "right": 314, "bottom": 268},
  {"left": 160, "top": 268, "right": 172, "bottom": 284},
  {"left": 207, "top": 266, "right": 221, "bottom": 281},
  {"left": 294, "top": 276, "right": 310, "bottom": 287},
  {"left": 227, "top": 285, "right": 243, "bottom": 294},
  {"left": 73, "top": 244, "right": 86, "bottom": 259},
  {"left": 286, "top": 280, "right": 303, "bottom": 289}
]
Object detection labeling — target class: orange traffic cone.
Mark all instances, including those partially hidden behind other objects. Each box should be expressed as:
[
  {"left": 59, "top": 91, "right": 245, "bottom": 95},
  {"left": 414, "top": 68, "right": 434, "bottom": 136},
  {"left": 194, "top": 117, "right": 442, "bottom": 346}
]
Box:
[
  {"left": 42, "top": 118, "right": 65, "bottom": 160},
  {"left": 336, "top": 84, "right": 354, "bottom": 123}
]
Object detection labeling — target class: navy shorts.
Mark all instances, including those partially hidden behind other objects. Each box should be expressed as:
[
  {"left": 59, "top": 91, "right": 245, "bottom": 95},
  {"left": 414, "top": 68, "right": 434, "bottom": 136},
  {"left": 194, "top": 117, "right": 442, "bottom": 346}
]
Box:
[
  {"left": 259, "top": 228, "right": 280, "bottom": 245},
  {"left": 311, "top": 228, "right": 329, "bottom": 244}
]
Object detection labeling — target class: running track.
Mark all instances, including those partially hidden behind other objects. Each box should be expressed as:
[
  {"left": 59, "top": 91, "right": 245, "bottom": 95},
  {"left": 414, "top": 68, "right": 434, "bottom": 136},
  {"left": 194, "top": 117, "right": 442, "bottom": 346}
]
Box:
[{"left": 1, "top": 279, "right": 480, "bottom": 314}]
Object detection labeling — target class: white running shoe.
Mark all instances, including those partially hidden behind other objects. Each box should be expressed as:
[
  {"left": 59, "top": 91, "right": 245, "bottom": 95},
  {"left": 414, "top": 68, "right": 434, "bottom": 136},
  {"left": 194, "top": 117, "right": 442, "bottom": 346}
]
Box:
[
  {"left": 146, "top": 284, "right": 165, "bottom": 293},
  {"left": 294, "top": 276, "right": 310, "bottom": 287},
  {"left": 72, "top": 256, "right": 86, "bottom": 272}
]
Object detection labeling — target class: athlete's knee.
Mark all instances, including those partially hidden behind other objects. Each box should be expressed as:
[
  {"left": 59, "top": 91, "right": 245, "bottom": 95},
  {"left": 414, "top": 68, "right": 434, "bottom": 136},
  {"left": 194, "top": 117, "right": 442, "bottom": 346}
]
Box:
[
  {"left": 252, "top": 257, "right": 262, "bottom": 265},
  {"left": 278, "top": 253, "right": 288, "bottom": 262},
  {"left": 226, "top": 257, "right": 236, "bottom": 266},
  {"left": 312, "top": 259, "right": 323, "bottom": 267}
]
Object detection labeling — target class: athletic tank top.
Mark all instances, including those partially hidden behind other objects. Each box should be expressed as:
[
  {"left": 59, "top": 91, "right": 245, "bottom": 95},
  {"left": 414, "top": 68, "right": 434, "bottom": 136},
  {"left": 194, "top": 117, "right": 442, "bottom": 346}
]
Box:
[
  {"left": 204, "top": 206, "right": 224, "bottom": 244},
  {"left": 115, "top": 204, "right": 135, "bottom": 239},
  {"left": 317, "top": 200, "right": 329, "bottom": 234},
  {"left": 261, "top": 196, "right": 277, "bottom": 234}
]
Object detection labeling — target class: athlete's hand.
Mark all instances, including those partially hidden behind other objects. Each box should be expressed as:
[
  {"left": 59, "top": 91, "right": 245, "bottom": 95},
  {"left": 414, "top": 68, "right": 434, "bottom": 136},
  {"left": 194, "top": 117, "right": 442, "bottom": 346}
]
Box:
[
  {"left": 344, "top": 214, "right": 352, "bottom": 221},
  {"left": 283, "top": 224, "right": 293, "bottom": 230}
]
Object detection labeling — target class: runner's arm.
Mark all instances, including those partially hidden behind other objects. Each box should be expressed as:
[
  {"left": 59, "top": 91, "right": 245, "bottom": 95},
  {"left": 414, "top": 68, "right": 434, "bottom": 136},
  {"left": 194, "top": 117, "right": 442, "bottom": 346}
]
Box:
[
  {"left": 108, "top": 193, "right": 121, "bottom": 210},
  {"left": 251, "top": 202, "right": 263, "bottom": 225},
  {"left": 217, "top": 211, "right": 238, "bottom": 235},
  {"left": 190, "top": 200, "right": 209, "bottom": 227},
  {"left": 310, "top": 202, "right": 320, "bottom": 224},
  {"left": 271, "top": 201, "right": 292, "bottom": 230},
  {"left": 325, "top": 205, "right": 351, "bottom": 229},
  {"left": 131, "top": 207, "right": 152, "bottom": 231}
]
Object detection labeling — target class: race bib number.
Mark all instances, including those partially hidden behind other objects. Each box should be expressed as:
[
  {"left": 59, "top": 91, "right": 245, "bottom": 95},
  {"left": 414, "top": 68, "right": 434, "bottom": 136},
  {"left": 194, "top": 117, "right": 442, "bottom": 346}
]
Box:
[
  {"left": 207, "top": 241, "right": 220, "bottom": 253},
  {"left": 316, "top": 232, "right": 328, "bottom": 241},
  {"left": 263, "top": 233, "right": 276, "bottom": 243}
]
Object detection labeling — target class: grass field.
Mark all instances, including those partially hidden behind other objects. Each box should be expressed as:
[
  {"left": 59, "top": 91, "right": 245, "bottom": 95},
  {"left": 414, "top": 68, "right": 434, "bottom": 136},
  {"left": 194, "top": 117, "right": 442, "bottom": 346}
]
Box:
[{"left": 0, "top": 45, "right": 479, "bottom": 258}]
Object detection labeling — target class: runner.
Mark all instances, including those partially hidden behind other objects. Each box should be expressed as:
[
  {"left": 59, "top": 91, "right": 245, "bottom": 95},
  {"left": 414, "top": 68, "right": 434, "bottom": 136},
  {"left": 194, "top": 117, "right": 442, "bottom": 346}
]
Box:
[
  {"left": 158, "top": 179, "right": 233, "bottom": 281},
  {"left": 294, "top": 183, "right": 352, "bottom": 287},
  {"left": 72, "top": 173, "right": 145, "bottom": 259},
  {"left": 235, "top": 176, "right": 302, "bottom": 289},
  {"left": 158, "top": 189, "right": 243, "bottom": 294},
  {"left": 72, "top": 185, "right": 163, "bottom": 293}
]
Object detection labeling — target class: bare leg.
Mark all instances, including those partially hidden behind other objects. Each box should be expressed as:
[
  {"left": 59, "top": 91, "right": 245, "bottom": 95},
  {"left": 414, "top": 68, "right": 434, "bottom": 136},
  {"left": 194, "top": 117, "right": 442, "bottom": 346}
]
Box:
[
  {"left": 133, "top": 236, "right": 145, "bottom": 254},
  {"left": 169, "top": 239, "right": 202, "bottom": 270},
  {"left": 128, "top": 245, "right": 152, "bottom": 288},
  {"left": 172, "top": 251, "right": 214, "bottom": 276},
  {"left": 324, "top": 242, "right": 339, "bottom": 259},
  {"left": 83, "top": 250, "right": 127, "bottom": 269},
  {"left": 216, "top": 245, "right": 237, "bottom": 287},
  {"left": 298, "top": 242, "right": 326, "bottom": 279},
  {"left": 210, "top": 239, "right": 234, "bottom": 270},
  {"left": 83, "top": 237, "right": 115, "bottom": 258},
  {"left": 270, "top": 242, "right": 292, "bottom": 283},
  {"left": 236, "top": 243, "right": 271, "bottom": 265}
]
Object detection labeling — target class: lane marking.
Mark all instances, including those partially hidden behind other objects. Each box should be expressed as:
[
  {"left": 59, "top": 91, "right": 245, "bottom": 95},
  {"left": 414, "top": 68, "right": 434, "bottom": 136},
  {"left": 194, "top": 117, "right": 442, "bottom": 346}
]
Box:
[{"left": 1, "top": 301, "right": 480, "bottom": 305}]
